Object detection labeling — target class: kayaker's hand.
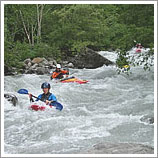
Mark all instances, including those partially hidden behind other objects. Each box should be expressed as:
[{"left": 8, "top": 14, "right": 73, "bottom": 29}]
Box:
[
  {"left": 29, "top": 93, "right": 32, "bottom": 98},
  {"left": 45, "top": 100, "right": 51, "bottom": 105}
]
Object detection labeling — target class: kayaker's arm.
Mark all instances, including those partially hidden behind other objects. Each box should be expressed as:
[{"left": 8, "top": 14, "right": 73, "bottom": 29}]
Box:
[
  {"left": 47, "top": 94, "right": 57, "bottom": 105},
  {"left": 30, "top": 98, "right": 34, "bottom": 102},
  {"left": 29, "top": 93, "right": 34, "bottom": 102},
  {"left": 35, "top": 94, "right": 42, "bottom": 102},
  {"left": 61, "top": 69, "right": 69, "bottom": 75}
]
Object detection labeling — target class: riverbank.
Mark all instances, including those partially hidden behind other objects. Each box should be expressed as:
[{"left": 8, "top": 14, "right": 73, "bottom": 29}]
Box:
[{"left": 4, "top": 48, "right": 114, "bottom": 76}]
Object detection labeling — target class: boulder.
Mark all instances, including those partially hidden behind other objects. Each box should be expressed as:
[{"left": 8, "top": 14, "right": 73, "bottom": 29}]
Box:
[
  {"left": 32, "top": 57, "right": 45, "bottom": 64},
  {"left": 25, "top": 69, "right": 36, "bottom": 74},
  {"left": 31, "top": 63, "right": 38, "bottom": 69},
  {"left": 140, "top": 115, "right": 154, "bottom": 124},
  {"left": 41, "top": 60, "right": 49, "bottom": 66},
  {"left": 27, "top": 62, "right": 32, "bottom": 67},
  {"left": 67, "top": 62, "right": 74, "bottom": 68},
  {"left": 25, "top": 66, "right": 36, "bottom": 74},
  {"left": 71, "top": 47, "right": 114, "bottom": 69},
  {"left": 36, "top": 67, "right": 49, "bottom": 75},
  {"left": 38, "top": 63, "right": 44, "bottom": 67},
  {"left": 24, "top": 58, "right": 31, "bottom": 64},
  {"left": 48, "top": 61, "right": 56, "bottom": 69},
  {"left": 4, "top": 65, "right": 13, "bottom": 75},
  {"left": 4, "top": 93, "right": 18, "bottom": 106}
]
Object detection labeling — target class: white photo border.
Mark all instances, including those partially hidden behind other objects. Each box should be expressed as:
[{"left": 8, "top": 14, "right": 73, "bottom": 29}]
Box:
[{"left": 1, "top": 1, "right": 157, "bottom": 157}]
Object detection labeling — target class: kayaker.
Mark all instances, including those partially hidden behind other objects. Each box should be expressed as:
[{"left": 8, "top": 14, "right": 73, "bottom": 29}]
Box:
[
  {"left": 136, "top": 43, "right": 142, "bottom": 49},
  {"left": 29, "top": 82, "right": 57, "bottom": 105},
  {"left": 50, "top": 64, "right": 69, "bottom": 80}
]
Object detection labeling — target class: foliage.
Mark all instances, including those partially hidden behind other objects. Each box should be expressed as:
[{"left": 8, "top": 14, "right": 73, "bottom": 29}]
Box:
[{"left": 4, "top": 4, "right": 154, "bottom": 71}]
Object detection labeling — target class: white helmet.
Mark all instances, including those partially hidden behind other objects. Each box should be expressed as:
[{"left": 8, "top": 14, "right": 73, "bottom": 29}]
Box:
[{"left": 56, "top": 64, "right": 61, "bottom": 69}]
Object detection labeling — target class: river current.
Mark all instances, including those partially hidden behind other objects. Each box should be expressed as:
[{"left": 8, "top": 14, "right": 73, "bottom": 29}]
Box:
[{"left": 4, "top": 50, "right": 154, "bottom": 154}]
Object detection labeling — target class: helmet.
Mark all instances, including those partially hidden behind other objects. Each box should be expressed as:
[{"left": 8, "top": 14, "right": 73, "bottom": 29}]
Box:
[
  {"left": 56, "top": 64, "right": 61, "bottom": 69},
  {"left": 41, "top": 82, "right": 51, "bottom": 89}
]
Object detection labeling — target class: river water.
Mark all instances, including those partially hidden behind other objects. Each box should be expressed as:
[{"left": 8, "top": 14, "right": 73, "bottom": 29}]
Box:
[{"left": 4, "top": 50, "right": 154, "bottom": 154}]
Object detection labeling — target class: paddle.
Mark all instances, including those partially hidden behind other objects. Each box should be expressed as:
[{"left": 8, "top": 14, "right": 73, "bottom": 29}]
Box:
[{"left": 17, "top": 89, "right": 63, "bottom": 111}]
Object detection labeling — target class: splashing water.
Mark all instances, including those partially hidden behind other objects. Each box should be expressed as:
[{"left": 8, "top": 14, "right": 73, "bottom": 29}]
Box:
[{"left": 4, "top": 50, "right": 154, "bottom": 154}]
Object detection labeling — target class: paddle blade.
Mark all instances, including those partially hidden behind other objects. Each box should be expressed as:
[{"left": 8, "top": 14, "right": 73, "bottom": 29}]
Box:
[
  {"left": 17, "top": 89, "right": 29, "bottom": 94},
  {"left": 50, "top": 101, "right": 63, "bottom": 111}
]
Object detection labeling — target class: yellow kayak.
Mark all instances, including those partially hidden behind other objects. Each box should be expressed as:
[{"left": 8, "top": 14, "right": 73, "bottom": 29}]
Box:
[{"left": 60, "top": 77, "right": 88, "bottom": 84}]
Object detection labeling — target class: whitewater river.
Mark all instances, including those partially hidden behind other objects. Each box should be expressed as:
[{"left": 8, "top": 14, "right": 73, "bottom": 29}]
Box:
[{"left": 4, "top": 51, "right": 154, "bottom": 154}]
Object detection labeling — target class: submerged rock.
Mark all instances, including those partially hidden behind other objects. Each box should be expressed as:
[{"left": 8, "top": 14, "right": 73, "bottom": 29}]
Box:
[
  {"left": 4, "top": 93, "right": 18, "bottom": 106},
  {"left": 82, "top": 142, "right": 154, "bottom": 154}
]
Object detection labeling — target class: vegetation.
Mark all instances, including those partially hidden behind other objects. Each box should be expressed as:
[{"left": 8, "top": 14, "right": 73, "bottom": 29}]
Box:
[{"left": 4, "top": 4, "right": 154, "bottom": 70}]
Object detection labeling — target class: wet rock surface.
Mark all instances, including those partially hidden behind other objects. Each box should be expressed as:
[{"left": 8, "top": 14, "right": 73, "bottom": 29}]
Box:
[
  {"left": 70, "top": 47, "right": 114, "bottom": 69},
  {"left": 140, "top": 115, "right": 154, "bottom": 124},
  {"left": 4, "top": 93, "right": 18, "bottom": 106},
  {"left": 82, "top": 142, "right": 154, "bottom": 154}
]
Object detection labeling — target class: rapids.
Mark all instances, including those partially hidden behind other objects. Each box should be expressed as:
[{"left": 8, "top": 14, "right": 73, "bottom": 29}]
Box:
[{"left": 4, "top": 50, "right": 154, "bottom": 154}]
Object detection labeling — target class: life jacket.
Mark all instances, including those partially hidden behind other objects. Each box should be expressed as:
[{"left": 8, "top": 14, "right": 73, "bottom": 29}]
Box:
[
  {"left": 40, "top": 92, "right": 52, "bottom": 102},
  {"left": 52, "top": 69, "right": 69, "bottom": 79}
]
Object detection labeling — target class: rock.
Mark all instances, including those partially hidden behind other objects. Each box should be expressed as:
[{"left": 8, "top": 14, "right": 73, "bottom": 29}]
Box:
[
  {"left": 10, "top": 67, "right": 18, "bottom": 75},
  {"left": 70, "top": 47, "right": 114, "bottom": 69},
  {"left": 4, "top": 93, "right": 18, "bottom": 106},
  {"left": 23, "top": 63, "right": 28, "bottom": 68},
  {"left": 48, "top": 61, "right": 56, "bottom": 69},
  {"left": 67, "top": 62, "right": 74, "bottom": 68},
  {"left": 24, "top": 58, "right": 31, "bottom": 64},
  {"left": 42, "top": 61, "right": 49, "bottom": 66},
  {"left": 38, "top": 63, "right": 44, "bottom": 67},
  {"left": 25, "top": 66, "right": 29, "bottom": 70},
  {"left": 18, "top": 69, "right": 25, "bottom": 74},
  {"left": 140, "top": 115, "right": 154, "bottom": 124},
  {"left": 62, "top": 61, "right": 69, "bottom": 64},
  {"left": 41, "top": 60, "right": 49, "bottom": 66},
  {"left": 48, "top": 59, "right": 57, "bottom": 66},
  {"left": 53, "top": 59, "right": 57, "bottom": 66},
  {"left": 4, "top": 65, "right": 14, "bottom": 75},
  {"left": 27, "top": 62, "right": 32, "bottom": 67},
  {"left": 36, "top": 67, "right": 49, "bottom": 75},
  {"left": 32, "top": 57, "right": 44, "bottom": 64},
  {"left": 25, "top": 69, "right": 33, "bottom": 74},
  {"left": 82, "top": 142, "right": 154, "bottom": 154},
  {"left": 31, "top": 63, "right": 38, "bottom": 69},
  {"left": 48, "top": 61, "right": 54, "bottom": 65}
]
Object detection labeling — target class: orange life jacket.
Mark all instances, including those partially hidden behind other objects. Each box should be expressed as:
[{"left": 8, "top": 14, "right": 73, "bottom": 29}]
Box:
[{"left": 51, "top": 69, "right": 69, "bottom": 79}]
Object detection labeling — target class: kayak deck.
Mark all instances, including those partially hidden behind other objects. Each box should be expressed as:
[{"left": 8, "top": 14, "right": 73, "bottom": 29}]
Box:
[
  {"left": 30, "top": 104, "right": 46, "bottom": 111},
  {"left": 60, "top": 77, "right": 88, "bottom": 84},
  {"left": 29, "top": 101, "right": 63, "bottom": 111}
]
